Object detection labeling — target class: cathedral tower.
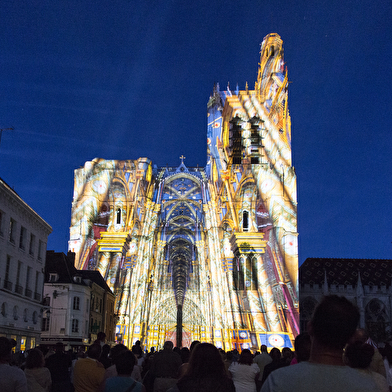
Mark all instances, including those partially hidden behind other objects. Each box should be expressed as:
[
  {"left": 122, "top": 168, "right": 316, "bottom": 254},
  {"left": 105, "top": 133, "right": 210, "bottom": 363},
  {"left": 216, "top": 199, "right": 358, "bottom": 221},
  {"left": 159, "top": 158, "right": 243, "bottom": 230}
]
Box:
[{"left": 69, "top": 33, "right": 299, "bottom": 350}]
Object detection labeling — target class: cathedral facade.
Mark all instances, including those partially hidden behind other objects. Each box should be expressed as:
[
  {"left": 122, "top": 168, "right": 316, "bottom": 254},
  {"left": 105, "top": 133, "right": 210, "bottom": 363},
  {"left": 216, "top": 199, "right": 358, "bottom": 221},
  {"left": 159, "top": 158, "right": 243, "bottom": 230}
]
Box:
[{"left": 68, "top": 33, "right": 299, "bottom": 351}]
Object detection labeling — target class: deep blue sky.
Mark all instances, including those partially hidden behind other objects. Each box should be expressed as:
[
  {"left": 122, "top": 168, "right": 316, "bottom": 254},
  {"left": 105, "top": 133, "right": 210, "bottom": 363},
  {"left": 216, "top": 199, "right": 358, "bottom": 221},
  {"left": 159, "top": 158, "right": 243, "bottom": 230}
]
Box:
[{"left": 1, "top": 0, "right": 391, "bottom": 265}]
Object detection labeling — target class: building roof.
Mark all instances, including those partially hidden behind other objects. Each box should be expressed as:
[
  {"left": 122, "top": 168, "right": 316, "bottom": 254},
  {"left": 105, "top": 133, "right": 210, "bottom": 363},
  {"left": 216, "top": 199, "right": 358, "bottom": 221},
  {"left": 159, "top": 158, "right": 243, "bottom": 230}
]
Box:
[
  {"left": 300, "top": 258, "right": 392, "bottom": 287},
  {"left": 79, "top": 270, "right": 112, "bottom": 293},
  {"left": 45, "top": 251, "right": 113, "bottom": 294},
  {"left": 45, "top": 251, "right": 77, "bottom": 283}
]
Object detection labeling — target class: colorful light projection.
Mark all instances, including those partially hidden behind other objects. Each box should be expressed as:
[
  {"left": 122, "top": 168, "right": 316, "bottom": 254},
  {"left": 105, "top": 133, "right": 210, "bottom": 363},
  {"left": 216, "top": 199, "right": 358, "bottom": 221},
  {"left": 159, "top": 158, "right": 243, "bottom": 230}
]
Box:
[{"left": 69, "top": 33, "right": 299, "bottom": 350}]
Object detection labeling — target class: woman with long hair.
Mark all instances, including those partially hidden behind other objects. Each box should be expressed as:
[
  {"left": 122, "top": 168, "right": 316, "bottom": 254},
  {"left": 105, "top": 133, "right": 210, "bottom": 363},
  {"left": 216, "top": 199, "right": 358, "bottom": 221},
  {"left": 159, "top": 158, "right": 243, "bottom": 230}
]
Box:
[
  {"left": 229, "top": 349, "right": 259, "bottom": 392},
  {"left": 24, "top": 348, "right": 52, "bottom": 392},
  {"left": 172, "top": 343, "right": 235, "bottom": 392}
]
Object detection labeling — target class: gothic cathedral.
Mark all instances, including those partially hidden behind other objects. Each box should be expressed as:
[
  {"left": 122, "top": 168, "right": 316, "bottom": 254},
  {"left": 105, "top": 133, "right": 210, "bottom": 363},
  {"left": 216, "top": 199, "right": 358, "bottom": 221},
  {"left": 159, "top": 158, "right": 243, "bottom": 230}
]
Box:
[{"left": 69, "top": 33, "right": 299, "bottom": 350}]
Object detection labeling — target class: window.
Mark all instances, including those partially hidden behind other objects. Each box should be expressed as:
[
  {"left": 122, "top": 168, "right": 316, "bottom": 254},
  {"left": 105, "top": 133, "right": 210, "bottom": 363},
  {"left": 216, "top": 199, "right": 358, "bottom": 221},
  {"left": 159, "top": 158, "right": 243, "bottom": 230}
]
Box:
[
  {"left": 1, "top": 302, "right": 7, "bottom": 317},
  {"left": 73, "top": 296, "right": 80, "bottom": 310},
  {"left": 38, "top": 240, "right": 44, "bottom": 260},
  {"left": 13, "top": 306, "right": 19, "bottom": 320},
  {"left": 41, "top": 316, "right": 50, "bottom": 331},
  {"left": 0, "top": 210, "right": 3, "bottom": 236},
  {"left": 4, "top": 256, "right": 12, "bottom": 290},
  {"left": 15, "top": 261, "right": 23, "bottom": 294},
  {"left": 23, "top": 308, "right": 29, "bottom": 322},
  {"left": 19, "top": 226, "right": 26, "bottom": 250},
  {"left": 72, "top": 319, "right": 79, "bottom": 333},
  {"left": 116, "top": 208, "right": 122, "bottom": 224},
  {"left": 49, "top": 273, "right": 58, "bottom": 282},
  {"left": 25, "top": 267, "right": 32, "bottom": 297},
  {"left": 9, "top": 218, "right": 16, "bottom": 243},
  {"left": 43, "top": 296, "right": 50, "bottom": 307},
  {"left": 243, "top": 211, "right": 249, "bottom": 231},
  {"left": 29, "top": 234, "right": 35, "bottom": 256},
  {"left": 34, "top": 272, "right": 40, "bottom": 301}
]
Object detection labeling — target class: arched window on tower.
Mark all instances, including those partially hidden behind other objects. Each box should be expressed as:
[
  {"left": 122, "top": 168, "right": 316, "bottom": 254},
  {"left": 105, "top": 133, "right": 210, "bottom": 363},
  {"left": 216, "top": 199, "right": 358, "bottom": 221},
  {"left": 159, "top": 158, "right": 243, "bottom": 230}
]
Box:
[
  {"left": 243, "top": 211, "right": 249, "bottom": 232},
  {"left": 116, "top": 208, "right": 122, "bottom": 225}
]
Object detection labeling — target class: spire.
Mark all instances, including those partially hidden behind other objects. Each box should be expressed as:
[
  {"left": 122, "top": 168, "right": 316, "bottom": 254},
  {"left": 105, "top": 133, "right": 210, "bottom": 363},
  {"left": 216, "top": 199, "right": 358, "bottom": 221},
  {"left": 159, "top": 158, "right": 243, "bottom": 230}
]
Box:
[
  {"left": 356, "top": 271, "right": 364, "bottom": 297},
  {"left": 322, "top": 269, "right": 329, "bottom": 295}
]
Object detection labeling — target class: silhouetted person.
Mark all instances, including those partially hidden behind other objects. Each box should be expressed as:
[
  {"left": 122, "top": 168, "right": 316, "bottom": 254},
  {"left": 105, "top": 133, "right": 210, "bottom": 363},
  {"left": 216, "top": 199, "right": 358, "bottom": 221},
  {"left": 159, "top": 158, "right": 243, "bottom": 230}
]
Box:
[
  {"left": 174, "top": 343, "right": 235, "bottom": 392},
  {"left": 150, "top": 341, "right": 181, "bottom": 392},
  {"left": 254, "top": 345, "right": 272, "bottom": 390},
  {"left": 261, "top": 295, "right": 382, "bottom": 392},
  {"left": 0, "top": 336, "right": 27, "bottom": 392},
  {"left": 45, "top": 342, "right": 72, "bottom": 392},
  {"left": 73, "top": 343, "right": 105, "bottom": 392},
  {"left": 345, "top": 341, "right": 388, "bottom": 391},
  {"left": 24, "top": 348, "right": 52, "bottom": 392},
  {"left": 103, "top": 350, "right": 145, "bottom": 392}
]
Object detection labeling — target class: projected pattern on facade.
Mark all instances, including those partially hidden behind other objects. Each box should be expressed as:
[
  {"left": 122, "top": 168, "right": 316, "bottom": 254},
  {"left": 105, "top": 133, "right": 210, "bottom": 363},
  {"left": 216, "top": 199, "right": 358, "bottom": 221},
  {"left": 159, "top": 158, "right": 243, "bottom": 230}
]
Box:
[{"left": 69, "top": 34, "right": 299, "bottom": 350}]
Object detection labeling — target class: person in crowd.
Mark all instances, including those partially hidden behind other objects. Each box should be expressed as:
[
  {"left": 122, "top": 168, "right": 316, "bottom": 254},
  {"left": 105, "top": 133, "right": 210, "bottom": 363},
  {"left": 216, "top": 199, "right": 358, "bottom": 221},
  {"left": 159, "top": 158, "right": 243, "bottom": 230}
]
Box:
[
  {"left": 45, "top": 342, "right": 72, "bottom": 392},
  {"left": 101, "top": 344, "right": 142, "bottom": 387},
  {"left": 73, "top": 343, "right": 105, "bottom": 392},
  {"left": 381, "top": 343, "right": 392, "bottom": 391},
  {"left": 24, "top": 348, "right": 52, "bottom": 392},
  {"left": 0, "top": 336, "right": 28, "bottom": 392},
  {"left": 103, "top": 350, "right": 145, "bottom": 392},
  {"left": 253, "top": 344, "right": 272, "bottom": 390},
  {"left": 261, "top": 348, "right": 283, "bottom": 385},
  {"left": 99, "top": 344, "right": 112, "bottom": 369},
  {"left": 172, "top": 342, "right": 235, "bottom": 392},
  {"left": 149, "top": 341, "right": 182, "bottom": 392},
  {"left": 224, "top": 351, "right": 234, "bottom": 375},
  {"left": 351, "top": 328, "right": 386, "bottom": 377},
  {"left": 229, "top": 348, "right": 259, "bottom": 392},
  {"left": 261, "top": 295, "right": 382, "bottom": 392},
  {"left": 290, "top": 332, "right": 311, "bottom": 365},
  {"left": 344, "top": 341, "right": 388, "bottom": 391},
  {"left": 70, "top": 350, "right": 86, "bottom": 385},
  {"left": 95, "top": 332, "right": 107, "bottom": 347}
]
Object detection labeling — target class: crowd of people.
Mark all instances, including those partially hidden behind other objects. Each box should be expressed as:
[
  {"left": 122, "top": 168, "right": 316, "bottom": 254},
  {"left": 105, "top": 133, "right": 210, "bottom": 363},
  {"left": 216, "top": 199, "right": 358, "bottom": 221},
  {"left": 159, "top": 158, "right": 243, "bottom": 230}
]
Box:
[{"left": 1, "top": 295, "right": 392, "bottom": 391}]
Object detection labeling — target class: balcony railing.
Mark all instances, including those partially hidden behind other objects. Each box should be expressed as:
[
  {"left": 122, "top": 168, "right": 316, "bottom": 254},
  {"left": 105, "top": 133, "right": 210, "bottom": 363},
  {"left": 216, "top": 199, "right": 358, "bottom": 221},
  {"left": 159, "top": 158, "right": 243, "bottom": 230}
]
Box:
[
  {"left": 15, "top": 284, "right": 23, "bottom": 295},
  {"left": 3, "top": 280, "right": 12, "bottom": 291},
  {"left": 25, "top": 288, "right": 32, "bottom": 298}
]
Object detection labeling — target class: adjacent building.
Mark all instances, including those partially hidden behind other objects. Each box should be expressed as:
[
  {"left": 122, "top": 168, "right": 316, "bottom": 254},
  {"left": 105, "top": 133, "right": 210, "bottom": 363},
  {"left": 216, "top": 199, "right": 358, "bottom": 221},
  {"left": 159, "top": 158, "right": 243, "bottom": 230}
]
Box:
[
  {"left": 0, "top": 177, "right": 52, "bottom": 351},
  {"left": 41, "top": 251, "right": 115, "bottom": 350},
  {"left": 299, "top": 257, "right": 392, "bottom": 344}
]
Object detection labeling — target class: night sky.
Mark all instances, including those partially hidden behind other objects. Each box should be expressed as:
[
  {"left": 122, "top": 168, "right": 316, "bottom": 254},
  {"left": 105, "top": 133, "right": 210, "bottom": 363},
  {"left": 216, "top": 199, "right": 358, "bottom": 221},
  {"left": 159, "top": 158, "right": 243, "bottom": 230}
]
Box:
[{"left": 1, "top": 0, "right": 391, "bottom": 265}]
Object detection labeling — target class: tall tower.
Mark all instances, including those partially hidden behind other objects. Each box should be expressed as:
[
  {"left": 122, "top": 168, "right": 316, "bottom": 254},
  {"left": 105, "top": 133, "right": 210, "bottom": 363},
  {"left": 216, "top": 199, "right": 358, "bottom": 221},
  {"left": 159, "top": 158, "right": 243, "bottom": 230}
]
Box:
[{"left": 69, "top": 33, "right": 299, "bottom": 350}]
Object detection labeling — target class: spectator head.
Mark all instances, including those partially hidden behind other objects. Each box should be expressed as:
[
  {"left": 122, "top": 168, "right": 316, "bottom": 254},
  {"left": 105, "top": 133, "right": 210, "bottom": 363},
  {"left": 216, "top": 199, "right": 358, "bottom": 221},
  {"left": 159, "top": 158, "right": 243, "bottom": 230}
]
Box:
[
  {"left": 54, "top": 342, "right": 64, "bottom": 353},
  {"left": 294, "top": 332, "right": 311, "bottom": 362},
  {"left": 180, "top": 347, "right": 190, "bottom": 363},
  {"left": 350, "top": 328, "right": 369, "bottom": 344},
  {"left": 238, "top": 349, "right": 253, "bottom": 365},
  {"left": 87, "top": 343, "right": 102, "bottom": 360},
  {"left": 97, "top": 332, "right": 106, "bottom": 342},
  {"left": 0, "top": 337, "right": 13, "bottom": 363},
  {"left": 345, "top": 341, "right": 374, "bottom": 369},
  {"left": 308, "top": 295, "right": 360, "bottom": 350},
  {"left": 101, "top": 344, "right": 110, "bottom": 356},
  {"left": 109, "top": 344, "right": 128, "bottom": 362},
  {"left": 186, "top": 343, "right": 227, "bottom": 378},
  {"left": 25, "top": 348, "right": 45, "bottom": 369},
  {"left": 163, "top": 341, "right": 174, "bottom": 351},
  {"left": 269, "top": 347, "right": 281, "bottom": 362},
  {"left": 189, "top": 340, "right": 200, "bottom": 353},
  {"left": 260, "top": 345, "right": 268, "bottom": 353},
  {"left": 115, "top": 351, "right": 136, "bottom": 376}
]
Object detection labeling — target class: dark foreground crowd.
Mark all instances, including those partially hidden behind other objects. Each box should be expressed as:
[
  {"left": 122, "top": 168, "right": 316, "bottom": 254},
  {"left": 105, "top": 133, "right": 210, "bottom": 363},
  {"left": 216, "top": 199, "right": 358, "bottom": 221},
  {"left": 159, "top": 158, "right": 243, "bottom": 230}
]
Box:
[{"left": 1, "top": 295, "right": 392, "bottom": 392}]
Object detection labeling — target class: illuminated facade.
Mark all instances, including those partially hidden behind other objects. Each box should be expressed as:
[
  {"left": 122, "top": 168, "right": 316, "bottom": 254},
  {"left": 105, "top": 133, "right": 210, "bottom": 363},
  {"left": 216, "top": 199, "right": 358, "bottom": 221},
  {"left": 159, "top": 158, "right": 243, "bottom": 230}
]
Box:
[{"left": 69, "top": 33, "right": 299, "bottom": 350}]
